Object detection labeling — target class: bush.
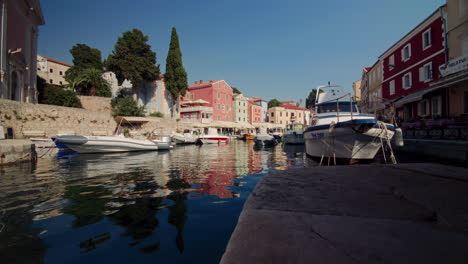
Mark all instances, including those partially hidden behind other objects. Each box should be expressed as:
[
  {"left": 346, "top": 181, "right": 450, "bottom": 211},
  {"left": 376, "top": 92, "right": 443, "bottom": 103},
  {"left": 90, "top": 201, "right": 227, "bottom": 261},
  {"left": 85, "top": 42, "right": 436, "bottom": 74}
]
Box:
[
  {"left": 42, "top": 84, "right": 82, "bottom": 108},
  {"left": 96, "top": 87, "right": 112, "bottom": 97},
  {"left": 111, "top": 96, "right": 145, "bottom": 117},
  {"left": 149, "top": 112, "right": 163, "bottom": 118}
]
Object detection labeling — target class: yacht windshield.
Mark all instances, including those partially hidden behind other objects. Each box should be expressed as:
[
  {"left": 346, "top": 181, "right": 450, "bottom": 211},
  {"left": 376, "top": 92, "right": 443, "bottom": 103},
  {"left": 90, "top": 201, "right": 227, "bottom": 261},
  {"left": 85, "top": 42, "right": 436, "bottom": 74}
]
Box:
[{"left": 317, "top": 102, "right": 358, "bottom": 113}]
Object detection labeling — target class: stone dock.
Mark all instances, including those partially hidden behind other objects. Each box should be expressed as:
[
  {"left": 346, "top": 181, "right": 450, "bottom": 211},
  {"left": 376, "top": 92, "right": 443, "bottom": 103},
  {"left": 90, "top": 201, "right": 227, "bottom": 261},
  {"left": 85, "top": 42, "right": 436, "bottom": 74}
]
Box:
[
  {"left": 221, "top": 163, "right": 468, "bottom": 264},
  {"left": 0, "top": 139, "right": 36, "bottom": 166}
]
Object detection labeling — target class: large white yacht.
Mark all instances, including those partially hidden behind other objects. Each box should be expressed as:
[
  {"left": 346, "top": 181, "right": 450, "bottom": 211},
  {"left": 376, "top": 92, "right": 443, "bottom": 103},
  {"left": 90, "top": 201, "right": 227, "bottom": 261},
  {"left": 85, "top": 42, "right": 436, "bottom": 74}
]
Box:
[{"left": 304, "top": 85, "right": 398, "bottom": 161}]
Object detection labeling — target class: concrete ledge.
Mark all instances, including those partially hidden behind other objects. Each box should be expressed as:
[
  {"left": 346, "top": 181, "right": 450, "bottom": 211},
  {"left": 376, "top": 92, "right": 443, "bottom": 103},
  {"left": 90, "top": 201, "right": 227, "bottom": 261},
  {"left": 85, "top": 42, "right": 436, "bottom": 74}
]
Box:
[
  {"left": 399, "top": 139, "right": 468, "bottom": 162},
  {"left": 0, "top": 139, "right": 35, "bottom": 166},
  {"left": 221, "top": 164, "right": 468, "bottom": 264}
]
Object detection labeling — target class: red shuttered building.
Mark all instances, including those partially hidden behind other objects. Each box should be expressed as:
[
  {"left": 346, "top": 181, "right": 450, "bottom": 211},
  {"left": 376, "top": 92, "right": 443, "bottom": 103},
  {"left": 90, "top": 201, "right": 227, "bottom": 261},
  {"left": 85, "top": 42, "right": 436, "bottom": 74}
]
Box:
[{"left": 380, "top": 6, "right": 447, "bottom": 122}]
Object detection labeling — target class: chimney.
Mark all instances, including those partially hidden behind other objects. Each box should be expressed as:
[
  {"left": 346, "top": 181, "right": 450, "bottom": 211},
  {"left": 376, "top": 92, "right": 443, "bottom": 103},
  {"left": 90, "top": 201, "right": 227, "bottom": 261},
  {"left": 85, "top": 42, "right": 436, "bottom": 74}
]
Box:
[
  {"left": 194, "top": 81, "right": 198, "bottom": 84},
  {"left": 199, "top": 80, "right": 203, "bottom": 84}
]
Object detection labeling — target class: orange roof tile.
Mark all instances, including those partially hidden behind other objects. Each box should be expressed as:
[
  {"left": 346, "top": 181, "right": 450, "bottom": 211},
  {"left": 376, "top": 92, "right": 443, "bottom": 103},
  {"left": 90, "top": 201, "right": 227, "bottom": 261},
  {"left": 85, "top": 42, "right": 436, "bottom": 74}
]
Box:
[{"left": 40, "top": 55, "right": 72, "bottom": 67}]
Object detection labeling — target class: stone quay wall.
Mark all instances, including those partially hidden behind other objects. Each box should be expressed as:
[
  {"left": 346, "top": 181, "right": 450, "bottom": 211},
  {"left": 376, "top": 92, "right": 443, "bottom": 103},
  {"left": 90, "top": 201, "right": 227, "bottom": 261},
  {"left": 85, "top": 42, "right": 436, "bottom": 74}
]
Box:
[
  {"left": 0, "top": 99, "right": 117, "bottom": 138},
  {"left": 0, "top": 99, "right": 184, "bottom": 139}
]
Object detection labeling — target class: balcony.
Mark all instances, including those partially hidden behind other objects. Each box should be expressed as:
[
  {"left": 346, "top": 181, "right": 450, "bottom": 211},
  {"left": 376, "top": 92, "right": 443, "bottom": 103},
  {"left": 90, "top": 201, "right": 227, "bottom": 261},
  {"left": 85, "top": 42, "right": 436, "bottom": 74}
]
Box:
[{"left": 180, "top": 106, "right": 213, "bottom": 113}]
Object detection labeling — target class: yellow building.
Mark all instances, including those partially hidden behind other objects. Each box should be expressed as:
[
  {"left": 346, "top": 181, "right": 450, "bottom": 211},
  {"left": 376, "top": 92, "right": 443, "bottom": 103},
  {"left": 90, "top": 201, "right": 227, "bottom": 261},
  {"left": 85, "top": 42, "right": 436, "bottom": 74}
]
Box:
[
  {"left": 267, "top": 102, "right": 311, "bottom": 128},
  {"left": 367, "top": 60, "right": 383, "bottom": 113},
  {"left": 37, "top": 55, "right": 72, "bottom": 86}
]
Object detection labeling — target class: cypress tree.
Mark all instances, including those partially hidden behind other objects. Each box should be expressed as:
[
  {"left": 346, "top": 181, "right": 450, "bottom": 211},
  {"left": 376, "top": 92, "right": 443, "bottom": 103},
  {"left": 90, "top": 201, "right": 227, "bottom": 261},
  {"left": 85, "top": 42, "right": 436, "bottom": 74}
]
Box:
[{"left": 165, "top": 27, "right": 188, "bottom": 99}]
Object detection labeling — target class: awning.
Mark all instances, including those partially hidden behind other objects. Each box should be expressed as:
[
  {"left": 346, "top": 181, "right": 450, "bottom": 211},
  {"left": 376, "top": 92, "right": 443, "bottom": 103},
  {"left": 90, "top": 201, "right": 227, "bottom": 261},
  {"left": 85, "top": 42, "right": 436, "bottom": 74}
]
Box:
[
  {"left": 394, "top": 86, "right": 444, "bottom": 107},
  {"left": 115, "top": 116, "right": 151, "bottom": 123}
]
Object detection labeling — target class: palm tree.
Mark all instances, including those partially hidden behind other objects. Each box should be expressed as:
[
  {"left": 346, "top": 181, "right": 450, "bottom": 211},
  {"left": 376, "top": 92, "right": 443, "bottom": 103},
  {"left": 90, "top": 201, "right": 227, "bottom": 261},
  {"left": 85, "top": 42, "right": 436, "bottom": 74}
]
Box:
[{"left": 78, "top": 68, "right": 110, "bottom": 96}]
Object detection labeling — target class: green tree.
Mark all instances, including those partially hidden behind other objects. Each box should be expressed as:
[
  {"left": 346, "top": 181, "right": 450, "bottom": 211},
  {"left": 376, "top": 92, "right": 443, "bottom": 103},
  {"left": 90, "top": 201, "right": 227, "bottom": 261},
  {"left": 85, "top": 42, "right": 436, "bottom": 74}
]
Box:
[
  {"left": 305, "top": 89, "right": 321, "bottom": 108},
  {"left": 268, "top": 99, "right": 281, "bottom": 108},
  {"left": 106, "top": 28, "right": 160, "bottom": 86},
  {"left": 165, "top": 27, "right": 188, "bottom": 117},
  {"left": 70, "top": 43, "right": 103, "bottom": 70},
  {"left": 37, "top": 76, "right": 47, "bottom": 103},
  {"left": 111, "top": 96, "right": 145, "bottom": 117},
  {"left": 42, "top": 84, "right": 82, "bottom": 108},
  {"left": 232, "top": 87, "right": 241, "bottom": 94},
  {"left": 77, "top": 68, "right": 111, "bottom": 96}
]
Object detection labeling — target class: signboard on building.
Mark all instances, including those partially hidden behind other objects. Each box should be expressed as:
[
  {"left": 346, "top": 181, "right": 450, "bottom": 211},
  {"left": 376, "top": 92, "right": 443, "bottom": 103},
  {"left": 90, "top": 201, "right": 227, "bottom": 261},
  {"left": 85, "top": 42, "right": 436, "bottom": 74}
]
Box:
[{"left": 439, "top": 55, "right": 468, "bottom": 77}]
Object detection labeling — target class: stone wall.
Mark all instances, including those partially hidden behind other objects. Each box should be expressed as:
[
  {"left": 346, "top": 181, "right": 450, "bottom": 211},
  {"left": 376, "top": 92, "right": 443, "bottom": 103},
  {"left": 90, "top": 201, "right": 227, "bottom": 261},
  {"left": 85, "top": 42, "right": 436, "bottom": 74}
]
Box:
[
  {"left": 0, "top": 99, "right": 184, "bottom": 139},
  {"left": 78, "top": 96, "right": 112, "bottom": 112},
  {"left": 0, "top": 99, "right": 117, "bottom": 138}
]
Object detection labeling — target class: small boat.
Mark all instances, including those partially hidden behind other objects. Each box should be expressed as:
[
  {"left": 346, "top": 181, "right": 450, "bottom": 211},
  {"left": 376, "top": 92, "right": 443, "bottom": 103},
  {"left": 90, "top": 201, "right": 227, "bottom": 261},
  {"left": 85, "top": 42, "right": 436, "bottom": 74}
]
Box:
[
  {"left": 254, "top": 128, "right": 277, "bottom": 146},
  {"left": 199, "top": 128, "right": 230, "bottom": 144},
  {"left": 283, "top": 123, "right": 305, "bottom": 144},
  {"left": 152, "top": 136, "right": 173, "bottom": 150},
  {"left": 243, "top": 134, "right": 255, "bottom": 141},
  {"left": 172, "top": 130, "right": 199, "bottom": 144},
  {"left": 54, "top": 135, "right": 159, "bottom": 153},
  {"left": 304, "top": 85, "right": 398, "bottom": 161}
]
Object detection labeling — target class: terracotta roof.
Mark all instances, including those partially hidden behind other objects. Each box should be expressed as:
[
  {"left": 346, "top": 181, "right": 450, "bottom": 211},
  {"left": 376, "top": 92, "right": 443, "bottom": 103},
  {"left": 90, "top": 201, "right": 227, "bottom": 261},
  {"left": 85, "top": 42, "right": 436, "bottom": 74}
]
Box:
[
  {"left": 188, "top": 80, "right": 220, "bottom": 89},
  {"left": 364, "top": 67, "right": 371, "bottom": 71},
  {"left": 248, "top": 100, "right": 261, "bottom": 106},
  {"left": 251, "top": 96, "right": 266, "bottom": 102},
  {"left": 40, "top": 55, "right": 72, "bottom": 67},
  {"left": 282, "top": 104, "right": 310, "bottom": 111}
]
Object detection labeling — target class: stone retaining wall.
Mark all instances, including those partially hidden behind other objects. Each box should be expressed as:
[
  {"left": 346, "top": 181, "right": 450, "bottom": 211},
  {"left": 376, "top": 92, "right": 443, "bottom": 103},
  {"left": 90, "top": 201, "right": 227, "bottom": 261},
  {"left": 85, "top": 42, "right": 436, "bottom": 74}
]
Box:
[{"left": 78, "top": 96, "right": 112, "bottom": 112}]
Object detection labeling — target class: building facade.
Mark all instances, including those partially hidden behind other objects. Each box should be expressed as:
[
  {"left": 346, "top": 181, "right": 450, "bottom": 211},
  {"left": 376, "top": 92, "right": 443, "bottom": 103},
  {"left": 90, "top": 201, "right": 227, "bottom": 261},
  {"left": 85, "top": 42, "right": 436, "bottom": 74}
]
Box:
[
  {"left": 359, "top": 67, "right": 371, "bottom": 111},
  {"left": 267, "top": 103, "right": 311, "bottom": 128},
  {"left": 37, "top": 55, "right": 71, "bottom": 86},
  {"left": 380, "top": 6, "right": 447, "bottom": 122},
  {"left": 0, "top": 0, "right": 44, "bottom": 103},
  {"left": 233, "top": 94, "right": 249, "bottom": 123},
  {"left": 352, "top": 79, "right": 362, "bottom": 103},
  {"left": 248, "top": 100, "right": 262, "bottom": 124},
  {"left": 183, "top": 80, "right": 234, "bottom": 122},
  {"left": 367, "top": 60, "right": 383, "bottom": 113}
]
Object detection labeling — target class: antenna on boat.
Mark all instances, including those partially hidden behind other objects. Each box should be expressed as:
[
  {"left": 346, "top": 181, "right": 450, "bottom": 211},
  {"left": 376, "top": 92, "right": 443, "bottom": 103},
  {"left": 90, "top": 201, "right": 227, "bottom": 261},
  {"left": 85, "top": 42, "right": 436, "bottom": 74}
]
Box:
[{"left": 328, "top": 81, "right": 330, "bottom": 86}]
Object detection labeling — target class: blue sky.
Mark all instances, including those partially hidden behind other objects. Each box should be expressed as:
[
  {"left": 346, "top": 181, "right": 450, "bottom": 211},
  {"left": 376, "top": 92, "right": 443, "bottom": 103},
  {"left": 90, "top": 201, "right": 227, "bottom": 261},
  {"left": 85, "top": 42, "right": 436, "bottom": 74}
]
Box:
[{"left": 38, "top": 0, "right": 445, "bottom": 103}]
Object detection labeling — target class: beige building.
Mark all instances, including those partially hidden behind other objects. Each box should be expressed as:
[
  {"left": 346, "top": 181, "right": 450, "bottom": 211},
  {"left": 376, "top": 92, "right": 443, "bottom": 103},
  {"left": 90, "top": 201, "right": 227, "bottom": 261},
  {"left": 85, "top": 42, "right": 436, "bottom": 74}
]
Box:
[
  {"left": 267, "top": 102, "right": 311, "bottom": 128},
  {"left": 367, "top": 60, "right": 383, "bottom": 113},
  {"left": 440, "top": 0, "right": 468, "bottom": 117},
  {"left": 352, "top": 79, "right": 362, "bottom": 102},
  {"left": 233, "top": 94, "right": 249, "bottom": 123},
  {"left": 37, "top": 55, "right": 72, "bottom": 86}
]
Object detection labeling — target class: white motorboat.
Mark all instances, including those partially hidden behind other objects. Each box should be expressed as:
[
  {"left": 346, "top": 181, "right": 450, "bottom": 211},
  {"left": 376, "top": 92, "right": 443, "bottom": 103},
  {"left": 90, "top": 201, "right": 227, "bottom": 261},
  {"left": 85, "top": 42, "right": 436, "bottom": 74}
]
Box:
[
  {"left": 54, "top": 135, "right": 159, "bottom": 153},
  {"left": 172, "top": 130, "right": 199, "bottom": 144},
  {"left": 151, "top": 136, "right": 173, "bottom": 150},
  {"left": 283, "top": 123, "right": 305, "bottom": 144},
  {"left": 254, "top": 128, "right": 277, "bottom": 146},
  {"left": 199, "top": 128, "right": 230, "bottom": 144},
  {"left": 303, "top": 85, "right": 400, "bottom": 161}
]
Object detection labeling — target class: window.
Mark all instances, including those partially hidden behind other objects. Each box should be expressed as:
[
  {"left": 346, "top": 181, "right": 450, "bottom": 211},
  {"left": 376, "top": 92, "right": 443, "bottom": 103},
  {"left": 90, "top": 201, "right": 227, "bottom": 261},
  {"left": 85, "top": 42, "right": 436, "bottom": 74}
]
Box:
[
  {"left": 316, "top": 103, "right": 358, "bottom": 113},
  {"left": 217, "top": 92, "right": 221, "bottom": 99},
  {"left": 419, "top": 62, "right": 433, "bottom": 82},
  {"left": 217, "top": 104, "right": 220, "bottom": 110},
  {"left": 49, "top": 69, "right": 53, "bottom": 73},
  {"left": 37, "top": 67, "right": 40, "bottom": 71},
  {"left": 49, "top": 79, "right": 53, "bottom": 84},
  {"left": 59, "top": 81, "right": 63, "bottom": 85},
  {"left": 418, "top": 99, "right": 430, "bottom": 117},
  {"left": 389, "top": 55, "right": 395, "bottom": 70},
  {"left": 431, "top": 96, "right": 442, "bottom": 117},
  {"left": 271, "top": 112, "right": 274, "bottom": 117},
  {"left": 243, "top": 102, "right": 246, "bottom": 106},
  {"left": 226, "top": 94, "right": 229, "bottom": 100},
  {"left": 389, "top": 80, "right": 395, "bottom": 95},
  {"left": 59, "top": 71, "right": 63, "bottom": 76},
  {"left": 244, "top": 118, "right": 246, "bottom": 121},
  {"left": 280, "top": 112, "right": 282, "bottom": 117},
  {"left": 286, "top": 112, "right": 288, "bottom": 117},
  {"left": 401, "top": 44, "right": 411, "bottom": 61},
  {"left": 422, "top": 28, "right": 432, "bottom": 50},
  {"left": 402, "top": 72, "right": 412, "bottom": 89},
  {"left": 217, "top": 115, "right": 221, "bottom": 120}
]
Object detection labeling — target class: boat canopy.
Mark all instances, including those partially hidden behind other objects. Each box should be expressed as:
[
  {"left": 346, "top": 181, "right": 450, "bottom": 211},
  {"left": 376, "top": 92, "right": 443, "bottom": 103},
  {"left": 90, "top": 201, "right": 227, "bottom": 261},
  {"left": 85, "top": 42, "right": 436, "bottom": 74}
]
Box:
[{"left": 316, "top": 102, "right": 359, "bottom": 114}]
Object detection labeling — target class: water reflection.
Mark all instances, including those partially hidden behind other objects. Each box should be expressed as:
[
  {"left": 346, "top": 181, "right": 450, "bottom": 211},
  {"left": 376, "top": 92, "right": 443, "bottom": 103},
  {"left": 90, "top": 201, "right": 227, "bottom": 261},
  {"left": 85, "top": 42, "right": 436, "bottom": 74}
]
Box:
[{"left": 0, "top": 141, "right": 307, "bottom": 263}]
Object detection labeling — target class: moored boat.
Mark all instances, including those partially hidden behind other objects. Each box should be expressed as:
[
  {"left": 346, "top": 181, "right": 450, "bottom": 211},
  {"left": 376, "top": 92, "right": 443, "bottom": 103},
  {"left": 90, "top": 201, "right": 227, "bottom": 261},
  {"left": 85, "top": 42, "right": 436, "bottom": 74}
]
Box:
[
  {"left": 172, "top": 129, "right": 199, "bottom": 144},
  {"left": 254, "top": 128, "right": 277, "bottom": 146},
  {"left": 54, "top": 135, "right": 160, "bottom": 153},
  {"left": 283, "top": 123, "right": 305, "bottom": 144},
  {"left": 199, "top": 128, "right": 230, "bottom": 144},
  {"left": 304, "top": 85, "right": 398, "bottom": 161}
]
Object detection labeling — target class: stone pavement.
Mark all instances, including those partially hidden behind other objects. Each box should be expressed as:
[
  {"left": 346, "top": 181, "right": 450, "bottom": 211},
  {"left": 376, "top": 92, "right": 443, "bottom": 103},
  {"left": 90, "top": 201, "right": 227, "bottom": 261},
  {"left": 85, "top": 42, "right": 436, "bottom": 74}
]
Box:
[{"left": 221, "top": 163, "right": 468, "bottom": 264}]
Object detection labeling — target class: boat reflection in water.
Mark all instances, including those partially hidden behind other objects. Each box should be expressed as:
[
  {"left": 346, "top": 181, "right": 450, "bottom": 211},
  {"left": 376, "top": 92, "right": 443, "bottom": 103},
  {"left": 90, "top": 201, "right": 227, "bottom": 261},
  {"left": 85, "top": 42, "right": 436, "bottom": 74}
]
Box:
[{"left": 0, "top": 141, "right": 306, "bottom": 263}]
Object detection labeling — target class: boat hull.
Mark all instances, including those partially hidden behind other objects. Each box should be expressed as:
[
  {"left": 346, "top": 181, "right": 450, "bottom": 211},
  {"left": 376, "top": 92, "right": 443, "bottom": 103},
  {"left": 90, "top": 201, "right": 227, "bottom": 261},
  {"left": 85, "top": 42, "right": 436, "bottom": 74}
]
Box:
[
  {"left": 55, "top": 136, "right": 159, "bottom": 153},
  {"left": 172, "top": 134, "right": 199, "bottom": 144},
  {"left": 283, "top": 134, "right": 304, "bottom": 144},
  {"left": 199, "top": 137, "right": 230, "bottom": 144},
  {"left": 304, "top": 126, "right": 394, "bottom": 160},
  {"left": 254, "top": 135, "right": 278, "bottom": 146}
]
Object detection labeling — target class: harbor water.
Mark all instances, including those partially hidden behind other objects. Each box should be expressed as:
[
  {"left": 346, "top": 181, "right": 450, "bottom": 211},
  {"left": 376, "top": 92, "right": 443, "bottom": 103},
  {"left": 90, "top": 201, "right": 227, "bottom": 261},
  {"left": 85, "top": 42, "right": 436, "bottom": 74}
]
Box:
[{"left": 0, "top": 141, "right": 455, "bottom": 263}]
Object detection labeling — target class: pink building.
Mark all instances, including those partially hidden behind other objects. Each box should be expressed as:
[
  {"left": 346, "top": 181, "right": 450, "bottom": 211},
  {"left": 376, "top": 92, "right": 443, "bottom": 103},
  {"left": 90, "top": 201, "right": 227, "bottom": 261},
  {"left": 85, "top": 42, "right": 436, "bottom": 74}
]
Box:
[
  {"left": 248, "top": 100, "right": 262, "bottom": 124},
  {"left": 181, "top": 80, "right": 234, "bottom": 122},
  {"left": 0, "top": 0, "right": 45, "bottom": 103}
]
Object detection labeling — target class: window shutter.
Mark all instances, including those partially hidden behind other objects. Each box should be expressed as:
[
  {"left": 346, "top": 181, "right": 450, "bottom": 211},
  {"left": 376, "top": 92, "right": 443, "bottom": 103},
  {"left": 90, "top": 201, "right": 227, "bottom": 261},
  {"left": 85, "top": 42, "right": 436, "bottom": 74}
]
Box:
[
  {"left": 429, "top": 63, "right": 433, "bottom": 79},
  {"left": 419, "top": 67, "right": 425, "bottom": 82}
]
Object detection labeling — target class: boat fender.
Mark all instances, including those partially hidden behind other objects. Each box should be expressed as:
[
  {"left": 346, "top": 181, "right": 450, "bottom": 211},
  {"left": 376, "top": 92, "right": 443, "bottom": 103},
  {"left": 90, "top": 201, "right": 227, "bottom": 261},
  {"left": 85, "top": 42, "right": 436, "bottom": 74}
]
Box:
[{"left": 393, "top": 128, "right": 404, "bottom": 147}]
